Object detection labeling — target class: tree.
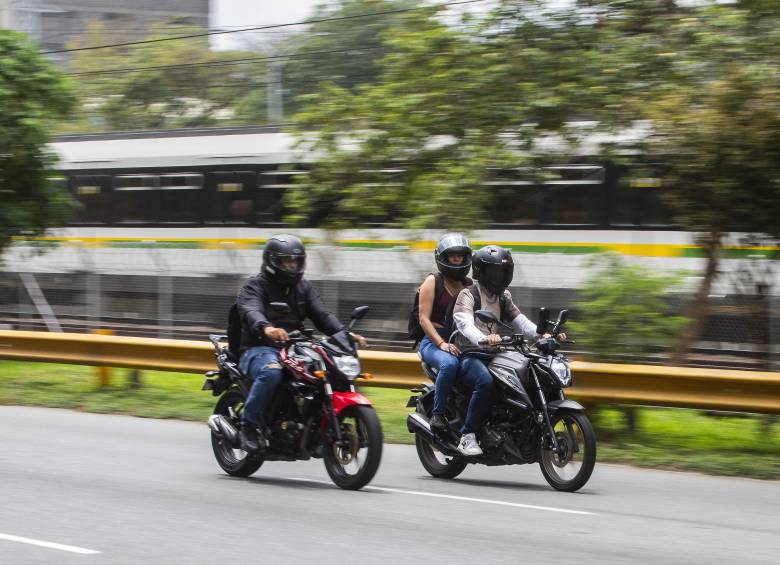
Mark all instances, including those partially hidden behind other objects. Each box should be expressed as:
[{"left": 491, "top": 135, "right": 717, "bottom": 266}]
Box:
[
  {"left": 290, "top": 0, "right": 780, "bottom": 359},
  {"left": 569, "top": 254, "right": 687, "bottom": 362},
  {"left": 0, "top": 31, "right": 75, "bottom": 254},
  {"left": 278, "top": 0, "right": 415, "bottom": 117},
  {"left": 63, "top": 22, "right": 268, "bottom": 132}
]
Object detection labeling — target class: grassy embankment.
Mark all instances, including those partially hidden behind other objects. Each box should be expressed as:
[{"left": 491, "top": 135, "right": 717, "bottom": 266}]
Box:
[{"left": 1, "top": 361, "right": 778, "bottom": 479}]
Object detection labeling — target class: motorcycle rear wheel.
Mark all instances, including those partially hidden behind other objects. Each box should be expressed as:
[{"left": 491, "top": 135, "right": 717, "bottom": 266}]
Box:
[
  {"left": 323, "top": 406, "right": 383, "bottom": 490},
  {"left": 415, "top": 434, "right": 468, "bottom": 479},
  {"left": 538, "top": 411, "right": 596, "bottom": 492},
  {"left": 211, "top": 389, "right": 264, "bottom": 477}
]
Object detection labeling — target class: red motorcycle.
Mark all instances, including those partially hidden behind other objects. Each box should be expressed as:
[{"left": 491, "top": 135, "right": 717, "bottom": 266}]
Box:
[{"left": 203, "top": 304, "right": 383, "bottom": 490}]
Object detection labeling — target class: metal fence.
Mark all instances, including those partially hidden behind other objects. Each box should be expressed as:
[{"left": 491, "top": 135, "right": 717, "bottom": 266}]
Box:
[{"left": 1, "top": 242, "right": 778, "bottom": 370}]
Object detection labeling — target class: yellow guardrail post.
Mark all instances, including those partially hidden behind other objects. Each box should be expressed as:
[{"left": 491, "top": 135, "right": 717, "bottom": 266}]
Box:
[{"left": 93, "top": 329, "right": 114, "bottom": 388}]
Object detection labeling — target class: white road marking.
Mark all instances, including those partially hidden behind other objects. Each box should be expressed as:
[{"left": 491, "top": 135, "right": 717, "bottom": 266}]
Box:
[
  {"left": 0, "top": 533, "right": 101, "bottom": 555},
  {"left": 290, "top": 478, "right": 596, "bottom": 515}
]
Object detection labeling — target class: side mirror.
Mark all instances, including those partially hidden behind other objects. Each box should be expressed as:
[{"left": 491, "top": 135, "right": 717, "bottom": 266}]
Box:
[
  {"left": 475, "top": 310, "right": 499, "bottom": 325},
  {"left": 551, "top": 309, "right": 569, "bottom": 335},
  {"left": 347, "top": 305, "right": 369, "bottom": 330},
  {"left": 351, "top": 305, "right": 369, "bottom": 322},
  {"left": 269, "top": 302, "right": 292, "bottom": 315},
  {"left": 536, "top": 307, "right": 549, "bottom": 335}
]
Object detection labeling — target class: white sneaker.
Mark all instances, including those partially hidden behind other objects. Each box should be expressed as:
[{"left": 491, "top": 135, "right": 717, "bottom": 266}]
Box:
[{"left": 457, "top": 433, "right": 483, "bottom": 456}]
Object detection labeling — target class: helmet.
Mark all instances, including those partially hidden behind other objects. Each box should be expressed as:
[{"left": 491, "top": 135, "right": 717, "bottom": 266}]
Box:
[
  {"left": 472, "top": 245, "right": 514, "bottom": 295},
  {"left": 435, "top": 233, "right": 472, "bottom": 281},
  {"left": 262, "top": 234, "right": 306, "bottom": 286}
]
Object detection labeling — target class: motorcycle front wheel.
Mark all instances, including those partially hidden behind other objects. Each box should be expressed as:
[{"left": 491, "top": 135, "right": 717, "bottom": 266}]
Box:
[
  {"left": 323, "top": 406, "right": 383, "bottom": 490},
  {"left": 211, "top": 389, "right": 264, "bottom": 477},
  {"left": 538, "top": 411, "right": 596, "bottom": 492}
]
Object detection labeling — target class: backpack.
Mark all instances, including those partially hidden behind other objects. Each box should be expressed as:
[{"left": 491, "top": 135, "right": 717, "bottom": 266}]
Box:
[
  {"left": 227, "top": 302, "right": 241, "bottom": 359},
  {"left": 407, "top": 273, "right": 444, "bottom": 345},
  {"left": 443, "top": 283, "right": 507, "bottom": 340}
]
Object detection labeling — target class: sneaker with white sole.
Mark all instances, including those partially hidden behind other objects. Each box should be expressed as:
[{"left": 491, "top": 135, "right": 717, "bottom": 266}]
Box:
[{"left": 457, "top": 433, "right": 483, "bottom": 456}]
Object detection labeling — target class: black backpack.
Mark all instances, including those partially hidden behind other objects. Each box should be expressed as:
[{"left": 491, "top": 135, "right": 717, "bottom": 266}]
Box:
[
  {"left": 407, "top": 273, "right": 444, "bottom": 345},
  {"left": 443, "top": 282, "right": 506, "bottom": 340},
  {"left": 227, "top": 302, "right": 242, "bottom": 359}
]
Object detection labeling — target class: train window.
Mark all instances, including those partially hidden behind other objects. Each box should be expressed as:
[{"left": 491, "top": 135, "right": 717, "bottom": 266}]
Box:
[
  {"left": 69, "top": 175, "right": 110, "bottom": 224},
  {"left": 485, "top": 181, "right": 541, "bottom": 227},
  {"left": 159, "top": 173, "right": 202, "bottom": 224},
  {"left": 540, "top": 166, "right": 605, "bottom": 225},
  {"left": 112, "top": 174, "right": 159, "bottom": 223},
  {"left": 610, "top": 177, "right": 672, "bottom": 227},
  {"left": 205, "top": 171, "right": 256, "bottom": 224},
  {"left": 258, "top": 169, "right": 305, "bottom": 226}
]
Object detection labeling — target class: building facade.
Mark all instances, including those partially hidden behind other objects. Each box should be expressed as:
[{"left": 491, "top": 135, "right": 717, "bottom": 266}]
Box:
[{"left": 0, "top": 0, "right": 209, "bottom": 65}]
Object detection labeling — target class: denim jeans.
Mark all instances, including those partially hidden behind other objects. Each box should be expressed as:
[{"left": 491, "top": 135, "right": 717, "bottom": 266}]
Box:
[
  {"left": 239, "top": 345, "right": 283, "bottom": 426},
  {"left": 419, "top": 328, "right": 460, "bottom": 416},
  {"left": 458, "top": 355, "right": 495, "bottom": 434}
]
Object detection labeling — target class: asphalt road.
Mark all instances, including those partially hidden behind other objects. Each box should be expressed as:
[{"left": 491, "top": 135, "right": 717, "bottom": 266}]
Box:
[{"left": 0, "top": 406, "right": 777, "bottom": 565}]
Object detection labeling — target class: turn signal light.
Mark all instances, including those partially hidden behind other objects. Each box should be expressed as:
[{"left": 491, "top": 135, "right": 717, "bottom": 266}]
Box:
[
  {"left": 360, "top": 373, "right": 373, "bottom": 380},
  {"left": 313, "top": 370, "right": 326, "bottom": 379}
]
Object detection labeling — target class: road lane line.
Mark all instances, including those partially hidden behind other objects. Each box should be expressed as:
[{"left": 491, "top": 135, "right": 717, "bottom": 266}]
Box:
[
  {"left": 0, "top": 533, "right": 101, "bottom": 555},
  {"left": 289, "top": 478, "right": 596, "bottom": 515}
]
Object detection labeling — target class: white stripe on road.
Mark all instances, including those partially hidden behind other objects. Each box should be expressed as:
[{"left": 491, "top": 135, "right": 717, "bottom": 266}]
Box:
[
  {"left": 290, "top": 478, "right": 596, "bottom": 515},
  {"left": 0, "top": 533, "right": 101, "bottom": 555}
]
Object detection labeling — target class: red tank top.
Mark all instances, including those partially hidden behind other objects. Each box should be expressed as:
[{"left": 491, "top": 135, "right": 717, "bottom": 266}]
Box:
[{"left": 430, "top": 286, "right": 453, "bottom": 326}]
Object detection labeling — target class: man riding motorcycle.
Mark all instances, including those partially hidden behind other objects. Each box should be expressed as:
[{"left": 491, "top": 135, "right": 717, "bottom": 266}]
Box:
[
  {"left": 451, "top": 245, "right": 564, "bottom": 456},
  {"left": 236, "top": 234, "right": 366, "bottom": 452}
]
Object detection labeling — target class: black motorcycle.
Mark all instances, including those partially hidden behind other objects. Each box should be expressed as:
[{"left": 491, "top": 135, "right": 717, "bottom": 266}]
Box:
[
  {"left": 407, "top": 308, "right": 596, "bottom": 492},
  {"left": 203, "top": 304, "right": 383, "bottom": 490}
]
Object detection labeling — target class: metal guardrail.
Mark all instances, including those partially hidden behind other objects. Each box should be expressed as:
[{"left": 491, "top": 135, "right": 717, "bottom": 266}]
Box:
[{"left": 1, "top": 330, "right": 779, "bottom": 414}]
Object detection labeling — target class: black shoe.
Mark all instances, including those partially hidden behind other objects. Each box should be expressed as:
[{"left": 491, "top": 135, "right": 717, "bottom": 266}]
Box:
[
  {"left": 238, "top": 424, "right": 261, "bottom": 452},
  {"left": 430, "top": 413, "right": 449, "bottom": 432}
]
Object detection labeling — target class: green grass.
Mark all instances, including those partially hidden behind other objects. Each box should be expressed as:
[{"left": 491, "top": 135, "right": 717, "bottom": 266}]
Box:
[{"left": 1, "top": 361, "right": 778, "bottom": 479}]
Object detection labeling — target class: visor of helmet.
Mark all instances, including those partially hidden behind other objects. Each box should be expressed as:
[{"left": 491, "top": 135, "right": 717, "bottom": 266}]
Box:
[{"left": 270, "top": 254, "right": 305, "bottom": 274}]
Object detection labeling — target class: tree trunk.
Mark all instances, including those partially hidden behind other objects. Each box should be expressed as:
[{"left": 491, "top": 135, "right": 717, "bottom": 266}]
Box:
[{"left": 671, "top": 230, "right": 722, "bottom": 364}]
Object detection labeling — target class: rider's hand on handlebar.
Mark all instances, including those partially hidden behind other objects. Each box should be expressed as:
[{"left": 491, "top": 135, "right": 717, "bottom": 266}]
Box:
[
  {"left": 264, "top": 326, "right": 289, "bottom": 343},
  {"left": 486, "top": 333, "right": 503, "bottom": 345},
  {"left": 350, "top": 333, "right": 368, "bottom": 349}
]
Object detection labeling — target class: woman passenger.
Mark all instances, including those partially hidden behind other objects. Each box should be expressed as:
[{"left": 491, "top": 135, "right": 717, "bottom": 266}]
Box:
[{"left": 417, "top": 233, "right": 472, "bottom": 432}]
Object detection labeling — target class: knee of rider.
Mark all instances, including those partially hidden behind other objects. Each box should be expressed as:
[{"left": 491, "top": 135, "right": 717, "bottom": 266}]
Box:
[
  {"left": 257, "top": 361, "right": 283, "bottom": 384},
  {"left": 478, "top": 372, "right": 494, "bottom": 391},
  {"left": 440, "top": 355, "right": 459, "bottom": 372}
]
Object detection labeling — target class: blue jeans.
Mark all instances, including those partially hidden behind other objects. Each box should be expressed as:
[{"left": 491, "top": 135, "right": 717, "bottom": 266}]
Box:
[
  {"left": 459, "top": 355, "right": 495, "bottom": 434},
  {"left": 239, "top": 345, "right": 283, "bottom": 426},
  {"left": 419, "top": 329, "right": 460, "bottom": 416}
]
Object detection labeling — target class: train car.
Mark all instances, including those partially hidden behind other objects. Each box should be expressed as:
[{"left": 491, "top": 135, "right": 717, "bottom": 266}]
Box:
[{"left": 2, "top": 127, "right": 776, "bottom": 360}]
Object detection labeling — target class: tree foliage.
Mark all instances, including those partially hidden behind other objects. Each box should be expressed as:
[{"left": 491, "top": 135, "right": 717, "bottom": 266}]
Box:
[
  {"left": 569, "top": 254, "right": 687, "bottom": 362},
  {"left": 63, "top": 23, "right": 268, "bottom": 132},
  {"left": 0, "top": 31, "right": 75, "bottom": 253},
  {"left": 279, "top": 0, "right": 415, "bottom": 117}
]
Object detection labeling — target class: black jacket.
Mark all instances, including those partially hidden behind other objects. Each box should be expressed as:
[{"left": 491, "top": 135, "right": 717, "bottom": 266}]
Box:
[{"left": 236, "top": 273, "right": 343, "bottom": 353}]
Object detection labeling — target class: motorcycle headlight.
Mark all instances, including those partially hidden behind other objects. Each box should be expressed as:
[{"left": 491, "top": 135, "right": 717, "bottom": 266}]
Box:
[
  {"left": 334, "top": 355, "right": 361, "bottom": 379},
  {"left": 549, "top": 358, "right": 572, "bottom": 387}
]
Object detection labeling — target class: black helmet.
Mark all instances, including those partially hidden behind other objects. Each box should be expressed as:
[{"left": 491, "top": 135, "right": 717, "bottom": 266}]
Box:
[
  {"left": 472, "top": 245, "right": 514, "bottom": 296},
  {"left": 262, "top": 234, "right": 306, "bottom": 286},
  {"left": 435, "top": 233, "right": 472, "bottom": 281}
]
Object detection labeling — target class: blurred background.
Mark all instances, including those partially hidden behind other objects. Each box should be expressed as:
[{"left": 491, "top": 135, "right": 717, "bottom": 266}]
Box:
[{"left": 0, "top": 0, "right": 778, "bottom": 371}]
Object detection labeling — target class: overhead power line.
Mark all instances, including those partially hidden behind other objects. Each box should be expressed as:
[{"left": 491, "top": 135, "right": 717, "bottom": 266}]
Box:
[{"left": 42, "top": 0, "right": 487, "bottom": 54}]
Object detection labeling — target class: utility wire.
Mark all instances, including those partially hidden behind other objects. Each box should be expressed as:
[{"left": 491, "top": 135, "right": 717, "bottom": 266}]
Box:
[{"left": 42, "top": 0, "right": 487, "bottom": 54}]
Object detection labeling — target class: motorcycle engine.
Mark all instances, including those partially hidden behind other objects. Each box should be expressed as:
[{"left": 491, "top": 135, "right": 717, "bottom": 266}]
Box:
[{"left": 272, "top": 420, "right": 303, "bottom": 452}]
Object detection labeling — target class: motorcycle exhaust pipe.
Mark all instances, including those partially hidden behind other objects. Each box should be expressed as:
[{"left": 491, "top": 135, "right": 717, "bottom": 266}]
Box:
[
  {"left": 406, "top": 413, "right": 460, "bottom": 457},
  {"left": 208, "top": 414, "right": 240, "bottom": 448}
]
